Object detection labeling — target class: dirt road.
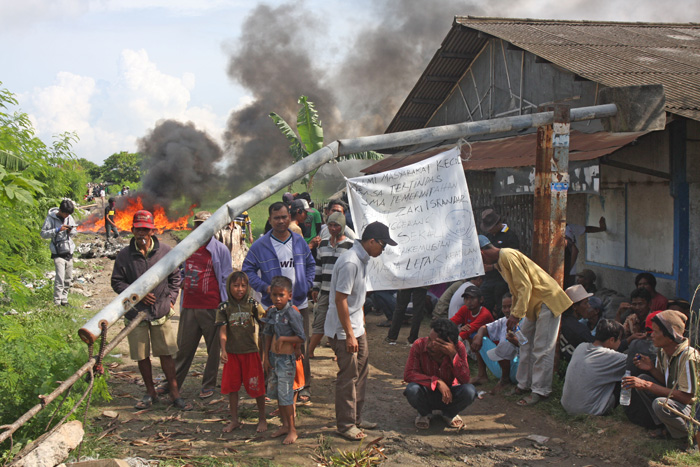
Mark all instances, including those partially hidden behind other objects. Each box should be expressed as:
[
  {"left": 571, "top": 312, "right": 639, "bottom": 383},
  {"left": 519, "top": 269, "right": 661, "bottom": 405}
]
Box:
[{"left": 75, "top": 231, "right": 681, "bottom": 466}]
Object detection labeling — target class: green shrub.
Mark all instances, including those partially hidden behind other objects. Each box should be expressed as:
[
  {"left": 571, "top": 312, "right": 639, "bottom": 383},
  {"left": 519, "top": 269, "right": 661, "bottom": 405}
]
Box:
[{"left": 0, "top": 308, "right": 111, "bottom": 452}]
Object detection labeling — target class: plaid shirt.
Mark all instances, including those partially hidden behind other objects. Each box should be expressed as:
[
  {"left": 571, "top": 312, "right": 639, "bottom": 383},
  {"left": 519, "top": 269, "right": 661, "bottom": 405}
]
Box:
[{"left": 403, "top": 337, "right": 471, "bottom": 391}]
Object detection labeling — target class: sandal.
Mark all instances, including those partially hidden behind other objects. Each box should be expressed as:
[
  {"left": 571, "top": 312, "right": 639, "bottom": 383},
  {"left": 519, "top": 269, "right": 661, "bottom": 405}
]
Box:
[
  {"left": 517, "top": 393, "right": 546, "bottom": 406},
  {"left": 171, "top": 397, "right": 193, "bottom": 411},
  {"left": 441, "top": 414, "right": 464, "bottom": 428},
  {"left": 505, "top": 386, "right": 528, "bottom": 396},
  {"left": 199, "top": 388, "right": 215, "bottom": 399},
  {"left": 337, "top": 426, "right": 366, "bottom": 441},
  {"left": 649, "top": 427, "right": 669, "bottom": 439},
  {"left": 134, "top": 394, "right": 156, "bottom": 410},
  {"left": 414, "top": 415, "right": 431, "bottom": 430},
  {"left": 357, "top": 420, "right": 377, "bottom": 429},
  {"left": 298, "top": 389, "right": 312, "bottom": 406}
]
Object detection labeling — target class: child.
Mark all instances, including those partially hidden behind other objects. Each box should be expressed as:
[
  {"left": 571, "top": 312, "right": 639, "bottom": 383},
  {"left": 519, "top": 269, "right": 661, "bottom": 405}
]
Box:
[
  {"left": 262, "top": 276, "right": 306, "bottom": 444},
  {"left": 470, "top": 293, "right": 521, "bottom": 394},
  {"left": 450, "top": 285, "right": 493, "bottom": 385},
  {"left": 217, "top": 271, "right": 268, "bottom": 433}
]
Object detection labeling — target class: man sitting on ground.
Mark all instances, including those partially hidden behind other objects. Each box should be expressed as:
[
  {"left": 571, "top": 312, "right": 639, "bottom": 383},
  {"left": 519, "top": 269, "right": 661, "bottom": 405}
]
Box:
[
  {"left": 635, "top": 272, "right": 668, "bottom": 312},
  {"left": 623, "top": 310, "right": 700, "bottom": 440},
  {"left": 559, "top": 285, "right": 595, "bottom": 362},
  {"left": 561, "top": 319, "right": 627, "bottom": 416},
  {"left": 617, "top": 288, "right": 653, "bottom": 346},
  {"left": 446, "top": 275, "right": 485, "bottom": 319},
  {"left": 403, "top": 319, "right": 477, "bottom": 430}
]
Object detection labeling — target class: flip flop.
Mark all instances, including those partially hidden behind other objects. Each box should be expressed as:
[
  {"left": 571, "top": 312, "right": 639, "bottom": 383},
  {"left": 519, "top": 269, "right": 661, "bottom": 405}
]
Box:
[
  {"left": 517, "top": 393, "right": 545, "bottom": 406},
  {"left": 414, "top": 415, "right": 431, "bottom": 430},
  {"left": 337, "top": 426, "right": 366, "bottom": 441},
  {"left": 357, "top": 420, "right": 377, "bottom": 429},
  {"left": 441, "top": 414, "right": 464, "bottom": 428},
  {"left": 172, "top": 397, "right": 193, "bottom": 411},
  {"left": 648, "top": 427, "right": 670, "bottom": 439},
  {"left": 134, "top": 394, "right": 156, "bottom": 410},
  {"left": 199, "top": 388, "right": 215, "bottom": 399}
]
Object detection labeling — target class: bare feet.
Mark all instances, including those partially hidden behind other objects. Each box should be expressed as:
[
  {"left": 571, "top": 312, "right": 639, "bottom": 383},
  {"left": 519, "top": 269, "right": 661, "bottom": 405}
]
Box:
[
  {"left": 472, "top": 376, "right": 488, "bottom": 386},
  {"left": 223, "top": 421, "right": 242, "bottom": 433},
  {"left": 271, "top": 426, "right": 289, "bottom": 438},
  {"left": 256, "top": 419, "right": 268, "bottom": 433},
  {"left": 283, "top": 431, "right": 298, "bottom": 444},
  {"left": 308, "top": 351, "right": 316, "bottom": 359},
  {"left": 490, "top": 381, "right": 512, "bottom": 395}
]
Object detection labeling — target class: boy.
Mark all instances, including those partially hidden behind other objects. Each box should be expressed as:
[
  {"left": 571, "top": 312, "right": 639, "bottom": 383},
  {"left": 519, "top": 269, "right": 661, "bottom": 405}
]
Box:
[
  {"left": 471, "top": 293, "right": 521, "bottom": 394},
  {"left": 262, "top": 276, "right": 306, "bottom": 444},
  {"left": 450, "top": 286, "right": 493, "bottom": 385}
]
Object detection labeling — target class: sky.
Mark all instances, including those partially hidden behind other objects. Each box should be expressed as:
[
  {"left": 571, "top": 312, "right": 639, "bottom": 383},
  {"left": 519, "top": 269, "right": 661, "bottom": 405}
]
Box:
[{"left": 2, "top": 0, "right": 699, "bottom": 165}]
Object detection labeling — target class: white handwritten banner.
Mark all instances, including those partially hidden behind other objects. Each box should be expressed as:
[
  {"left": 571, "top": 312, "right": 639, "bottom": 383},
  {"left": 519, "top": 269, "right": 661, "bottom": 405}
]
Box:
[{"left": 347, "top": 147, "right": 483, "bottom": 291}]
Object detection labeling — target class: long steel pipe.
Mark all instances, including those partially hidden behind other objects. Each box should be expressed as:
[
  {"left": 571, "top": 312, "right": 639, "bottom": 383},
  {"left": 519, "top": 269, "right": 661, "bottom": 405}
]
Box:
[{"left": 79, "top": 103, "right": 619, "bottom": 343}]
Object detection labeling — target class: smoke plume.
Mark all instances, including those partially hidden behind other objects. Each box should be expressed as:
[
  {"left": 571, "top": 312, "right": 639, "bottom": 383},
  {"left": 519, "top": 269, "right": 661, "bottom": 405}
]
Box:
[
  {"left": 137, "top": 119, "right": 224, "bottom": 212},
  {"left": 224, "top": 0, "right": 477, "bottom": 190}
]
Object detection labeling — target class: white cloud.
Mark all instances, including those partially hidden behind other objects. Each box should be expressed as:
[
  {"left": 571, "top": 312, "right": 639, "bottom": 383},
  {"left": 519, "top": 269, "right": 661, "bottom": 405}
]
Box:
[
  {"left": 0, "top": 0, "right": 89, "bottom": 31},
  {"left": 24, "top": 48, "right": 229, "bottom": 163}
]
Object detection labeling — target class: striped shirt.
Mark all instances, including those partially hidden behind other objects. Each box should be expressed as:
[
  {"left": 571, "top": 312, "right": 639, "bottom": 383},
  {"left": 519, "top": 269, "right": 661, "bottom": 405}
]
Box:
[
  {"left": 313, "top": 237, "right": 353, "bottom": 292},
  {"left": 234, "top": 211, "right": 251, "bottom": 235},
  {"left": 656, "top": 340, "right": 700, "bottom": 400}
]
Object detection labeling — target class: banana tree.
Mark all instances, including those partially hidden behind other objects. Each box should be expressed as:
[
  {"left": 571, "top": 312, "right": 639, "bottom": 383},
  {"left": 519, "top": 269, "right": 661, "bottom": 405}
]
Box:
[{"left": 269, "top": 96, "right": 383, "bottom": 193}]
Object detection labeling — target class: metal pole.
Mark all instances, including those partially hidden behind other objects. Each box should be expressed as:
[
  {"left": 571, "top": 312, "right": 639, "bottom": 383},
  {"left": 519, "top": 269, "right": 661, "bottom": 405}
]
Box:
[
  {"left": 80, "top": 103, "right": 619, "bottom": 343},
  {"left": 0, "top": 313, "right": 147, "bottom": 445},
  {"left": 532, "top": 105, "right": 570, "bottom": 284}
]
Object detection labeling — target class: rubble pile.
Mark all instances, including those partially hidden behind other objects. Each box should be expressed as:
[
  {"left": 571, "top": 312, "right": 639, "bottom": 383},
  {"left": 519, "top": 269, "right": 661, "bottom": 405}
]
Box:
[{"left": 78, "top": 235, "right": 126, "bottom": 260}]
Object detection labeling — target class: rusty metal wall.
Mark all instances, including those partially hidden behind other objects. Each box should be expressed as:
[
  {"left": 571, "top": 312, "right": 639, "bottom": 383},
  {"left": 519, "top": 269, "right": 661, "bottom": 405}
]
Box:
[{"left": 467, "top": 171, "right": 533, "bottom": 257}]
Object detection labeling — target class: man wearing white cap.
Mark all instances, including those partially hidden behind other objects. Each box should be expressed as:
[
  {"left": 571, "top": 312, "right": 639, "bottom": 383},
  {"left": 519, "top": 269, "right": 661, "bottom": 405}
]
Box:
[{"left": 559, "top": 285, "right": 596, "bottom": 362}]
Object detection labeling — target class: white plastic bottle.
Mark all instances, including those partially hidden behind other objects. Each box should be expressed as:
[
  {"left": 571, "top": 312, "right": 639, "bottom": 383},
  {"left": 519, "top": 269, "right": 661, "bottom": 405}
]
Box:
[
  {"left": 619, "top": 370, "right": 632, "bottom": 406},
  {"left": 514, "top": 325, "right": 528, "bottom": 345}
]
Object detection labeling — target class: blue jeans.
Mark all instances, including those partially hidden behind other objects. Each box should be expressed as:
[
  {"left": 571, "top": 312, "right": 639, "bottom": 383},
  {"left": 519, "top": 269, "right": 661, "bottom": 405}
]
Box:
[
  {"left": 403, "top": 382, "right": 476, "bottom": 418},
  {"left": 267, "top": 353, "right": 295, "bottom": 406}
]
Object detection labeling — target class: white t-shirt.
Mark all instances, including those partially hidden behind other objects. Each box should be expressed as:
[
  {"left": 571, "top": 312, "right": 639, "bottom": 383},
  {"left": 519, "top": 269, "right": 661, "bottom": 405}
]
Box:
[
  {"left": 272, "top": 235, "right": 307, "bottom": 309},
  {"left": 448, "top": 281, "right": 474, "bottom": 319}
]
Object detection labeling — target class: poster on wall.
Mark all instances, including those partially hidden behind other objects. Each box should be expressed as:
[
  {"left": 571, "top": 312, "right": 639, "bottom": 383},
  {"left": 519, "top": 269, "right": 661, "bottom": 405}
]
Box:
[{"left": 347, "top": 147, "right": 483, "bottom": 291}]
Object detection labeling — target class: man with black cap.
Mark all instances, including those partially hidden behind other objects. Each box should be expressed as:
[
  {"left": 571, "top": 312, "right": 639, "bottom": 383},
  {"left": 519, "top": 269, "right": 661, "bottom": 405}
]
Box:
[
  {"left": 450, "top": 285, "right": 493, "bottom": 385},
  {"left": 324, "top": 221, "right": 396, "bottom": 440},
  {"left": 161, "top": 211, "right": 232, "bottom": 400},
  {"left": 479, "top": 208, "right": 520, "bottom": 314},
  {"left": 623, "top": 310, "right": 700, "bottom": 439},
  {"left": 111, "top": 210, "right": 189, "bottom": 410},
  {"left": 480, "top": 235, "right": 572, "bottom": 406}
]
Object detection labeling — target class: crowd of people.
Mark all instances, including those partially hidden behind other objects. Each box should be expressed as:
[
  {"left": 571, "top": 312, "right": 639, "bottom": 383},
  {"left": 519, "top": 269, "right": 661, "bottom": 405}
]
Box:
[{"left": 41, "top": 193, "right": 699, "bottom": 448}]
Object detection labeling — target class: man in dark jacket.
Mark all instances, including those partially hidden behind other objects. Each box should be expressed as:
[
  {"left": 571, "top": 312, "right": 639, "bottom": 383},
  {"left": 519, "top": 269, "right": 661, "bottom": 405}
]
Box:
[{"left": 111, "top": 210, "right": 190, "bottom": 411}]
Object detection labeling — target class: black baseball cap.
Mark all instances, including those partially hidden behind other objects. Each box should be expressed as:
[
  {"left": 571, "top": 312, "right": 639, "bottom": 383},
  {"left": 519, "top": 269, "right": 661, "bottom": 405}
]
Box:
[
  {"left": 361, "top": 221, "right": 397, "bottom": 246},
  {"left": 462, "top": 285, "right": 482, "bottom": 298}
]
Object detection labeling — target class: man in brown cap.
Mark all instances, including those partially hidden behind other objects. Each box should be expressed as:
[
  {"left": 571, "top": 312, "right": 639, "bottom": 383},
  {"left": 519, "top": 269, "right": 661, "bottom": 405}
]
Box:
[
  {"left": 480, "top": 208, "right": 520, "bottom": 314},
  {"left": 623, "top": 310, "right": 700, "bottom": 439}
]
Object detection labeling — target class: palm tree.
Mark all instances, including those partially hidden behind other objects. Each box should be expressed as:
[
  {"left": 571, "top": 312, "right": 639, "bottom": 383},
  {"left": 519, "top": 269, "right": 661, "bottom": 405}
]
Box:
[{"left": 269, "top": 96, "right": 383, "bottom": 193}]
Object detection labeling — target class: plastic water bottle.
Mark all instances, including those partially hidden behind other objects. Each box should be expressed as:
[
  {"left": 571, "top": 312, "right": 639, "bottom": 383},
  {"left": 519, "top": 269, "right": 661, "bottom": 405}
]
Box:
[
  {"left": 514, "top": 325, "right": 528, "bottom": 345},
  {"left": 619, "top": 370, "right": 632, "bottom": 406}
]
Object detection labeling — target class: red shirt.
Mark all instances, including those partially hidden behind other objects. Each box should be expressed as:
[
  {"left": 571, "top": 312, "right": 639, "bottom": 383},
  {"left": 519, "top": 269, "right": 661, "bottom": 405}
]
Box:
[
  {"left": 650, "top": 292, "right": 668, "bottom": 312},
  {"left": 182, "top": 245, "right": 220, "bottom": 309},
  {"left": 403, "top": 337, "right": 471, "bottom": 390},
  {"left": 451, "top": 305, "right": 494, "bottom": 341}
]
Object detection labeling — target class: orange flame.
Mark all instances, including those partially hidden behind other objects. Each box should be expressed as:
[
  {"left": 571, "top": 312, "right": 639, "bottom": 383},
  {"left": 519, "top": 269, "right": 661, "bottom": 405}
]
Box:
[{"left": 77, "top": 197, "right": 195, "bottom": 234}]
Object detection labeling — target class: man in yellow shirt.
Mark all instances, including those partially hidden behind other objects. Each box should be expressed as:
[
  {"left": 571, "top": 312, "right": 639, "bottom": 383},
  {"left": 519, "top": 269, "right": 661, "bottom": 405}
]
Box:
[{"left": 479, "top": 235, "right": 572, "bottom": 406}]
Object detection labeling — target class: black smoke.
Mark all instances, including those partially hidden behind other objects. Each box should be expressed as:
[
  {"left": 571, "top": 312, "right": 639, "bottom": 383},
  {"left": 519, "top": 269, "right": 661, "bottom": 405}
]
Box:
[
  {"left": 224, "top": 0, "right": 477, "bottom": 191},
  {"left": 137, "top": 119, "right": 224, "bottom": 212}
]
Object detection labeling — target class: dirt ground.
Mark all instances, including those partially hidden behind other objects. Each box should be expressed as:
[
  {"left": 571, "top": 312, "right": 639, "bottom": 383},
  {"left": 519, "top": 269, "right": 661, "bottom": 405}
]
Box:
[{"left": 72, "top": 231, "right": 687, "bottom": 467}]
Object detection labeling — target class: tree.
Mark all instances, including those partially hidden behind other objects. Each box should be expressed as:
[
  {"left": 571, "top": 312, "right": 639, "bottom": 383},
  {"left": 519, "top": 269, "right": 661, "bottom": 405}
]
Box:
[
  {"left": 0, "top": 83, "right": 81, "bottom": 304},
  {"left": 100, "top": 151, "right": 141, "bottom": 186},
  {"left": 76, "top": 157, "right": 101, "bottom": 181},
  {"left": 269, "top": 96, "right": 383, "bottom": 193}
]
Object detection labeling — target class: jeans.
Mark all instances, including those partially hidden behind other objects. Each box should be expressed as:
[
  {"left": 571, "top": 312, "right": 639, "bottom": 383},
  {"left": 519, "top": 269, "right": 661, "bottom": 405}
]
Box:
[
  {"left": 404, "top": 382, "right": 476, "bottom": 417},
  {"left": 53, "top": 256, "right": 73, "bottom": 305}
]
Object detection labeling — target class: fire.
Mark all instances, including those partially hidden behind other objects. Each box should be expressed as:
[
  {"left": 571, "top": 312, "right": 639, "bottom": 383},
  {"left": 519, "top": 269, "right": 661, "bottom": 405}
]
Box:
[{"left": 77, "top": 196, "right": 195, "bottom": 234}]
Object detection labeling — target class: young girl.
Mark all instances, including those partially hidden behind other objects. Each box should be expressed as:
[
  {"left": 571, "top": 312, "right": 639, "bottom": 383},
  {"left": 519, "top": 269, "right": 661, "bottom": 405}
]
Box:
[{"left": 217, "top": 271, "right": 268, "bottom": 433}]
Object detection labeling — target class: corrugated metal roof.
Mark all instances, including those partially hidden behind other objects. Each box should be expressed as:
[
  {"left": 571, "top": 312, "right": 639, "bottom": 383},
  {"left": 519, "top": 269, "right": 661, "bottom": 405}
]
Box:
[
  {"left": 386, "top": 17, "right": 700, "bottom": 133},
  {"left": 362, "top": 130, "right": 647, "bottom": 174}
]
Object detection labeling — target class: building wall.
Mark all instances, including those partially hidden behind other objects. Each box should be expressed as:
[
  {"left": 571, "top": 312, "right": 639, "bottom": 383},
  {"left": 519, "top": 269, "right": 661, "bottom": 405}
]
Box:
[{"left": 687, "top": 119, "right": 700, "bottom": 301}]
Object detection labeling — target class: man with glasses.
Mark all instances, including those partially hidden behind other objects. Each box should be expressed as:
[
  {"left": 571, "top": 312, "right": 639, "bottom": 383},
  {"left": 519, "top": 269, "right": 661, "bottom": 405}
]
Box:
[{"left": 324, "top": 221, "right": 396, "bottom": 441}]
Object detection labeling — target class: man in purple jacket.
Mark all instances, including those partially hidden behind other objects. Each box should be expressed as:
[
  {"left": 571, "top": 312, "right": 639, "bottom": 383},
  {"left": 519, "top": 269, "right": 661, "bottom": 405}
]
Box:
[
  {"left": 242, "top": 201, "right": 316, "bottom": 402},
  {"left": 111, "top": 210, "right": 189, "bottom": 410}
]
